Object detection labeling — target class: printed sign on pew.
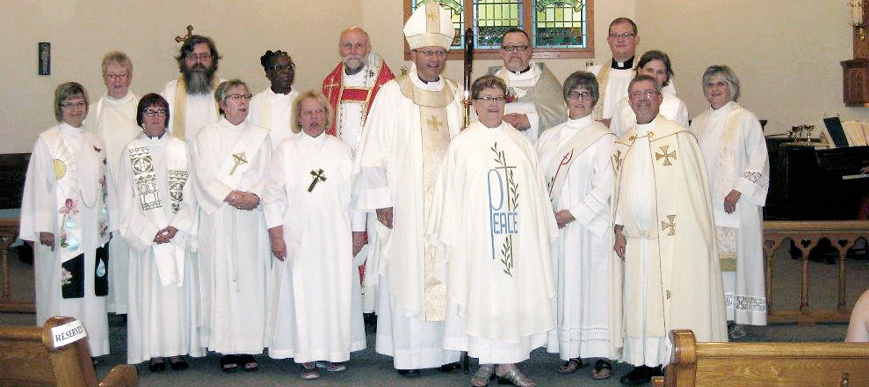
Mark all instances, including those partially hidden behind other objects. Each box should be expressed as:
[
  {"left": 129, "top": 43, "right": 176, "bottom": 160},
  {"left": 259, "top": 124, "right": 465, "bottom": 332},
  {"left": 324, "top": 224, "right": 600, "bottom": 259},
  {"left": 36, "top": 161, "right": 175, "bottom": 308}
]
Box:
[{"left": 50, "top": 319, "right": 87, "bottom": 348}]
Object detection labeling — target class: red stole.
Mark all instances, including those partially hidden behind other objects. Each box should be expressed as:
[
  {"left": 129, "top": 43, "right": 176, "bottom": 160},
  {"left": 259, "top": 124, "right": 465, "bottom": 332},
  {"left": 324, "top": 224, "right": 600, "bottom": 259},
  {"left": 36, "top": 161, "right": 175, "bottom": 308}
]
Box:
[{"left": 322, "top": 61, "right": 395, "bottom": 136}]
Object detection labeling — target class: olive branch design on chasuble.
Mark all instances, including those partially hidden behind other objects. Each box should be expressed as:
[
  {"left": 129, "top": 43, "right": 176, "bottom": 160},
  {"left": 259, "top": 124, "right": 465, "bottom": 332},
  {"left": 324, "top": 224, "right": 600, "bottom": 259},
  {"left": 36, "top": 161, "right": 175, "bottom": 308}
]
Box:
[{"left": 489, "top": 142, "right": 520, "bottom": 277}]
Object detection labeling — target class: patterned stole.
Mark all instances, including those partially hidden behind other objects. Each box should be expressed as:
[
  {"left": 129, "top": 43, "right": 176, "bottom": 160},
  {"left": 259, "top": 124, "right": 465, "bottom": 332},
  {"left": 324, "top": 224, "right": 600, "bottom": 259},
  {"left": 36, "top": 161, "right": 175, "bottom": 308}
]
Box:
[
  {"left": 592, "top": 63, "right": 612, "bottom": 121},
  {"left": 323, "top": 58, "right": 395, "bottom": 146},
  {"left": 397, "top": 74, "right": 454, "bottom": 321}
]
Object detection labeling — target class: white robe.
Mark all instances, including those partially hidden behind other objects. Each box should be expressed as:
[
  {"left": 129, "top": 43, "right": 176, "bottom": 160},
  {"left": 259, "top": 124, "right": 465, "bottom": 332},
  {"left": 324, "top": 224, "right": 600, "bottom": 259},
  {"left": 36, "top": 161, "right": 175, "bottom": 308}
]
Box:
[
  {"left": 426, "top": 121, "right": 558, "bottom": 364},
  {"left": 161, "top": 79, "right": 221, "bottom": 142},
  {"left": 263, "top": 132, "right": 365, "bottom": 362},
  {"left": 490, "top": 62, "right": 567, "bottom": 143},
  {"left": 690, "top": 101, "right": 769, "bottom": 326},
  {"left": 20, "top": 123, "right": 111, "bottom": 356},
  {"left": 352, "top": 72, "right": 462, "bottom": 369},
  {"left": 610, "top": 92, "right": 689, "bottom": 137},
  {"left": 191, "top": 118, "right": 272, "bottom": 354},
  {"left": 589, "top": 62, "right": 677, "bottom": 121},
  {"left": 249, "top": 87, "right": 298, "bottom": 151},
  {"left": 86, "top": 91, "right": 140, "bottom": 315},
  {"left": 536, "top": 116, "right": 616, "bottom": 360},
  {"left": 117, "top": 132, "right": 205, "bottom": 364}
]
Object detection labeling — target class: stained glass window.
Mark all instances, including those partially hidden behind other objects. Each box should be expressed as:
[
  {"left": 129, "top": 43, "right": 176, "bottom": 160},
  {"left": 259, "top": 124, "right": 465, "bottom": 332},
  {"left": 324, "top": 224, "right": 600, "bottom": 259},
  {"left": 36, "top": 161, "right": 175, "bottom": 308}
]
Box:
[{"left": 407, "top": 0, "right": 592, "bottom": 59}]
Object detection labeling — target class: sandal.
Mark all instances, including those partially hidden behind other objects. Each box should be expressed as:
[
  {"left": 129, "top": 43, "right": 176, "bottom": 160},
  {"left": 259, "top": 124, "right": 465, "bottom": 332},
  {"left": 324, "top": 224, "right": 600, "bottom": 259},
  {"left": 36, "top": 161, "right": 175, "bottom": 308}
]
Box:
[
  {"left": 168, "top": 356, "right": 189, "bottom": 371},
  {"left": 471, "top": 364, "right": 496, "bottom": 387},
  {"left": 557, "top": 358, "right": 584, "bottom": 374},
  {"left": 239, "top": 354, "right": 258, "bottom": 372},
  {"left": 591, "top": 359, "right": 612, "bottom": 380},
  {"left": 496, "top": 367, "right": 536, "bottom": 387},
  {"left": 301, "top": 362, "right": 320, "bottom": 380},
  {"left": 219, "top": 354, "right": 239, "bottom": 373},
  {"left": 148, "top": 357, "right": 166, "bottom": 372}
]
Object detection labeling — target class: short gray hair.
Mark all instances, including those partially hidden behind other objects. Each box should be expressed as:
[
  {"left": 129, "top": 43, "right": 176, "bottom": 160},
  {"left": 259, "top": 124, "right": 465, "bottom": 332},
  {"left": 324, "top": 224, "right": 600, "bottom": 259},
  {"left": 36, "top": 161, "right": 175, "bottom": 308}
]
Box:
[
  {"left": 214, "top": 79, "right": 249, "bottom": 115},
  {"left": 628, "top": 74, "right": 662, "bottom": 95},
  {"left": 702, "top": 65, "right": 740, "bottom": 102},
  {"left": 562, "top": 71, "right": 599, "bottom": 107},
  {"left": 292, "top": 90, "right": 333, "bottom": 134},
  {"left": 101, "top": 51, "right": 133, "bottom": 78}
]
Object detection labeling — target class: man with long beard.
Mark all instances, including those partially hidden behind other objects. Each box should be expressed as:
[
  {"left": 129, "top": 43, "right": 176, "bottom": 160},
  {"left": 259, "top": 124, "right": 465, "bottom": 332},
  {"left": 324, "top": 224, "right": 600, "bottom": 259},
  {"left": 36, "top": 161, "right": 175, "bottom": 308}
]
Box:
[{"left": 161, "top": 35, "right": 223, "bottom": 142}]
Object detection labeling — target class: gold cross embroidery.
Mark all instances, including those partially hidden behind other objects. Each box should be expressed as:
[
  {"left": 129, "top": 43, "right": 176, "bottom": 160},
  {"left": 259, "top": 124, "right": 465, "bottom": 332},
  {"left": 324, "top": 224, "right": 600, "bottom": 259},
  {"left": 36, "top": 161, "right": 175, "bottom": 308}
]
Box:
[
  {"left": 426, "top": 8, "right": 439, "bottom": 25},
  {"left": 655, "top": 145, "right": 677, "bottom": 166},
  {"left": 308, "top": 169, "right": 327, "bottom": 192},
  {"left": 661, "top": 214, "right": 676, "bottom": 236},
  {"left": 612, "top": 150, "right": 623, "bottom": 171},
  {"left": 323, "top": 76, "right": 339, "bottom": 99},
  {"left": 427, "top": 116, "right": 444, "bottom": 131},
  {"left": 230, "top": 152, "right": 248, "bottom": 175}
]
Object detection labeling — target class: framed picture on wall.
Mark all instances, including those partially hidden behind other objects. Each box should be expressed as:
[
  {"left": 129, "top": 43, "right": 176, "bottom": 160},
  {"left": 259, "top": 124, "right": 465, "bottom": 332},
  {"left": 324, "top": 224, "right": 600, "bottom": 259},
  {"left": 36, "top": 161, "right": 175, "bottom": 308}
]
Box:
[{"left": 39, "top": 42, "right": 50, "bottom": 76}]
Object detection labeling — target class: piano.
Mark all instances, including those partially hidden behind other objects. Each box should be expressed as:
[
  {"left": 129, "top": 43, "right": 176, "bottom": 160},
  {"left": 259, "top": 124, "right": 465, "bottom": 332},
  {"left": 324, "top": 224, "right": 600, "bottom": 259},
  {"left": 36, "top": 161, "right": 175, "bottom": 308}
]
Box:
[{"left": 765, "top": 138, "right": 869, "bottom": 220}]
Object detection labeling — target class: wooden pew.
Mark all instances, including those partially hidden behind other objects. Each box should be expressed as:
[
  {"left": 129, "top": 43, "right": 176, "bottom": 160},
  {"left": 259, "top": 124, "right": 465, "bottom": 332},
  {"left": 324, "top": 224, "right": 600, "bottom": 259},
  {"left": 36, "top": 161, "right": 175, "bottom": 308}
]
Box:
[
  {"left": 651, "top": 329, "right": 869, "bottom": 387},
  {"left": 0, "top": 316, "right": 137, "bottom": 387}
]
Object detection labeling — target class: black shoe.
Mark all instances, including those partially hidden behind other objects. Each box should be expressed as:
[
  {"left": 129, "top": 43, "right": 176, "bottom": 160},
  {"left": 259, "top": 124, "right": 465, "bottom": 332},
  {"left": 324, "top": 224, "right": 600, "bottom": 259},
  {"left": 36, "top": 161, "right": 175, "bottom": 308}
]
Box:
[
  {"left": 149, "top": 357, "right": 167, "bottom": 372},
  {"left": 619, "top": 366, "right": 653, "bottom": 386},
  {"left": 168, "top": 356, "right": 189, "bottom": 371},
  {"left": 438, "top": 362, "right": 461, "bottom": 373},
  {"left": 219, "top": 354, "right": 239, "bottom": 373},
  {"left": 397, "top": 369, "right": 421, "bottom": 377}
]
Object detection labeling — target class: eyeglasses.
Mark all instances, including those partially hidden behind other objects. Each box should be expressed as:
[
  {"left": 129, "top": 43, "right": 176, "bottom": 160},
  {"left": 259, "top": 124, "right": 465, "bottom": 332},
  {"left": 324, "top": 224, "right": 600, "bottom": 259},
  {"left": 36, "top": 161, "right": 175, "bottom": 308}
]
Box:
[
  {"left": 270, "top": 63, "right": 295, "bottom": 72},
  {"left": 608, "top": 32, "right": 636, "bottom": 39},
  {"left": 416, "top": 49, "right": 447, "bottom": 57},
  {"left": 568, "top": 91, "right": 593, "bottom": 101},
  {"left": 186, "top": 52, "right": 212, "bottom": 61},
  {"left": 502, "top": 44, "right": 529, "bottom": 52},
  {"left": 105, "top": 73, "right": 128, "bottom": 81},
  {"left": 704, "top": 81, "right": 728, "bottom": 89},
  {"left": 143, "top": 109, "right": 167, "bottom": 117},
  {"left": 475, "top": 95, "right": 506, "bottom": 103},
  {"left": 629, "top": 90, "right": 660, "bottom": 100},
  {"left": 60, "top": 101, "right": 86, "bottom": 109},
  {"left": 227, "top": 93, "right": 253, "bottom": 101}
]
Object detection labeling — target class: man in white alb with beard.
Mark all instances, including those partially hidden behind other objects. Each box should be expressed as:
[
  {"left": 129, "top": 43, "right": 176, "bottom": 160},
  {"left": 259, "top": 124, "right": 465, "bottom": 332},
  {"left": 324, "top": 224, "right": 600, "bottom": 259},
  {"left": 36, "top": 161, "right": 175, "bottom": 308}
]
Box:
[{"left": 161, "top": 35, "right": 223, "bottom": 142}]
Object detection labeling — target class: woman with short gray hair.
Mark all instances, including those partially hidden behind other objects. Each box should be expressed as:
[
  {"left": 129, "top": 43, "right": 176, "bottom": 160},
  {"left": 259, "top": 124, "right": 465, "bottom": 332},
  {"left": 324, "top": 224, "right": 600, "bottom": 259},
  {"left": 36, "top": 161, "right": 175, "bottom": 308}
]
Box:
[{"left": 689, "top": 65, "right": 769, "bottom": 339}]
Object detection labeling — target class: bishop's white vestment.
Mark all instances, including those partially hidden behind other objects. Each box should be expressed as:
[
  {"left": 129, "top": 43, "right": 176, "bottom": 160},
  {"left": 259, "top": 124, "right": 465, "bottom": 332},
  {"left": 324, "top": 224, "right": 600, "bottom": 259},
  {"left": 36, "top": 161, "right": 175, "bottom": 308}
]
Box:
[
  {"left": 426, "top": 121, "right": 558, "bottom": 364},
  {"left": 191, "top": 118, "right": 272, "bottom": 354},
  {"left": 20, "top": 123, "right": 111, "bottom": 356},
  {"left": 536, "top": 116, "right": 616, "bottom": 360},
  {"left": 117, "top": 132, "right": 205, "bottom": 364},
  {"left": 86, "top": 91, "right": 140, "bottom": 315},
  {"left": 352, "top": 70, "right": 462, "bottom": 369},
  {"left": 690, "top": 101, "right": 769, "bottom": 326},
  {"left": 609, "top": 116, "right": 727, "bottom": 367},
  {"left": 263, "top": 132, "right": 366, "bottom": 363},
  {"left": 249, "top": 87, "right": 299, "bottom": 150}
]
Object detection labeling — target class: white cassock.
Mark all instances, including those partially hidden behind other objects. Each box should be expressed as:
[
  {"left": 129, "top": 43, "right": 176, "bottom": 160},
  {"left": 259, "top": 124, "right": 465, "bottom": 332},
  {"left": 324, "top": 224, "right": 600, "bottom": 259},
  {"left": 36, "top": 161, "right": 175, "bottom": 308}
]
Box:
[
  {"left": 426, "top": 121, "right": 558, "bottom": 364},
  {"left": 589, "top": 61, "right": 676, "bottom": 121},
  {"left": 609, "top": 117, "right": 727, "bottom": 367},
  {"left": 610, "top": 92, "right": 689, "bottom": 137},
  {"left": 20, "top": 123, "right": 111, "bottom": 356},
  {"left": 191, "top": 118, "right": 272, "bottom": 354},
  {"left": 536, "top": 116, "right": 616, "bottom": 360},
  {"left": 690, "top": 101, "right": 769, "bottom": 326},
  {"left": 249, "top": 87, "right": 299, "bottom": 151},
  {"left": 353, "top": 70, "right": 462, "bottom": 369},
  {"left": 263, "top": 132, "right": 366, "bottom": 363},
  {"left": 86, "top": 91, "right": 140, "bottom": 315},
  {"left": 117, "top": 132, "right": 205, "bottom": 364},
  {"left": 161, "top": 79, "right": 221, "bottom": 142},
  {"left": 337, "top": 66, "right": 381, "bottom": 316}
]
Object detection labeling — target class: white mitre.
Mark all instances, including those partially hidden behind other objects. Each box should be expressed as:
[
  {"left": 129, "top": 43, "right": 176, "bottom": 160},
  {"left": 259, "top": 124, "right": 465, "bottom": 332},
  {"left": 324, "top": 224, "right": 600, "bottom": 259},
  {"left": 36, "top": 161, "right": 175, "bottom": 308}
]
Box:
[{"left": 403, "top": 1, "right": 455, "bottom": 50}]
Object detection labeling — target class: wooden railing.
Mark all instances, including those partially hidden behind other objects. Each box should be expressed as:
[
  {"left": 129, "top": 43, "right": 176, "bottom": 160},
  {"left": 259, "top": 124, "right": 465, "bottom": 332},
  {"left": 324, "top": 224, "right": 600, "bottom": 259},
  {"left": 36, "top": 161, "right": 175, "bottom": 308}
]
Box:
[{"left": 762, "top": 220, "right": 869, "bottom": 324}]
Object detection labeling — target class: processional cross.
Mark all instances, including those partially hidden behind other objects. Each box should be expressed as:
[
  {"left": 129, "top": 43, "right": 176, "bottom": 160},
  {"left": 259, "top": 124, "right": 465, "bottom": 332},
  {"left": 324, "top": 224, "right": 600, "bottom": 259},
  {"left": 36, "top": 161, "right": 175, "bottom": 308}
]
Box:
[
  {"left": 230, "top": 152, "right": 247, "bottom": 175},
  {"left": 175, "top": 25, "right": 194, "bottom": 43},
  {"left": 308, "top": 169, "right": 327, "bottom": 192}
]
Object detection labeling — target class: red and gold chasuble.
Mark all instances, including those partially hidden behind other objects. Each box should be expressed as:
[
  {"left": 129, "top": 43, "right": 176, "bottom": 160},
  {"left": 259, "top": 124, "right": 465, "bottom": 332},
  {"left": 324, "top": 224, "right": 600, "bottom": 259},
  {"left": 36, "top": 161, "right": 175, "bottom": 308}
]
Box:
[{"left": 322, "top": 58, "right": 394, "bottom": 138}]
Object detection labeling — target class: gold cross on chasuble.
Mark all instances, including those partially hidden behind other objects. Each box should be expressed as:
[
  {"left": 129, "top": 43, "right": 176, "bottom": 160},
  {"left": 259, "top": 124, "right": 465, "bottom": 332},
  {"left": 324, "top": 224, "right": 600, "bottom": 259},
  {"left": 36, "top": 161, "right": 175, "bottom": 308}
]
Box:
[
  {"left": 661, "top": 214, "right": 676, "bottom": 236},
  {"left": 655, "top": 145, "right": 677, "bottom": 166},
  {"left": 426, "top": 116, "right": 444, "bottom": 131},
  {"left": 308, "top": 169, "right": 327, "bottom": 192},
  {"left": 230, "top": 152, "right": 248, "bottom": 175}
]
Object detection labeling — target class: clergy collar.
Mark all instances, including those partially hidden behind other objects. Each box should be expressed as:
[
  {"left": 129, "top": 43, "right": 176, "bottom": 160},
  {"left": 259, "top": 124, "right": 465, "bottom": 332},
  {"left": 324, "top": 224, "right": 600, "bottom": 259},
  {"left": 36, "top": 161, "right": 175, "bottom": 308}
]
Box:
[
  {"left": 611, "top": 56, "right": 635, "bottom": 70},
  {"left": 508, "top": 65, "right": 532, "bottom": 75},
  {"left": 566, "top": 115, "right": 593, "bottom": 128},
  {"left": 345, "top": 64, "right": 368, "bottom": 76},
  {"left": 417, "top": 75, "right": 440, "bottom": 84},
  {"left": 146, "top": 131, "right": 166, "bottom": 141}
]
